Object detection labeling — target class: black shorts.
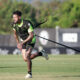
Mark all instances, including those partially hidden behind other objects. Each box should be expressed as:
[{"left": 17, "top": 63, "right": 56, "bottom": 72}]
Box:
[{"left": 22, "top": 43, "right": 35, "bottom": 50}]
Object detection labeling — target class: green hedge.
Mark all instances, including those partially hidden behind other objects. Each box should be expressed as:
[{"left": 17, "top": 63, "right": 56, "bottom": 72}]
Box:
[{"left": 0, "top": 0, "right": 80, "bottom": 34}]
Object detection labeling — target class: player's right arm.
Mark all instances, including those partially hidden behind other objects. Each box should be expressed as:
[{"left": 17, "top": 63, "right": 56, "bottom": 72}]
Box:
[
  {"left": 13, "top": 29, "right": 19, "bottom": 44},
  {"left": 13, "top": 29, "right": 22, "bottom": 50}
]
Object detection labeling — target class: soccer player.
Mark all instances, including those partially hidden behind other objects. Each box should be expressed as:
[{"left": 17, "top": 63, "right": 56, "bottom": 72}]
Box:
[{"left": 12, "top": 10, "right": 48, "bottom": 79}]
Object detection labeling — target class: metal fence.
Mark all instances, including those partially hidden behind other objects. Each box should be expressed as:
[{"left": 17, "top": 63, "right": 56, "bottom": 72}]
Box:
[{"left": 0, "top": 28, "right": 80, "bottom": 55}]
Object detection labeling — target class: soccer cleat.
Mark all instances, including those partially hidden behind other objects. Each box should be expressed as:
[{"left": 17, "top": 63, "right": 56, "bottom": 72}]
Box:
[
  {"left": 41, "top": 49, "right": 49, "bottom": 60},
  {"left": 25, "top": 74, "right": 32, "bottom": 79}
]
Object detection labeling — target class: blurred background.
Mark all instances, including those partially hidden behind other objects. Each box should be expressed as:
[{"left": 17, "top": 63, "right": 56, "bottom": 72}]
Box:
[{"left": 0, "top": 0, "right": 80, "bottom": 55}]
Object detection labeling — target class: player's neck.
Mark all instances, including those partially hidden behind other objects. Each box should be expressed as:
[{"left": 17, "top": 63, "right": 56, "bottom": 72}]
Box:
[{"left": 17, "top": 19, "right": 22, "bottom": 24}]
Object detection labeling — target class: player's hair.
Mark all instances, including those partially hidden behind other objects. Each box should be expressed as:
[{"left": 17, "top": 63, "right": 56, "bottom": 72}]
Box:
[{"left": 13, "top": 10, "right": 22, "bottom": 16}]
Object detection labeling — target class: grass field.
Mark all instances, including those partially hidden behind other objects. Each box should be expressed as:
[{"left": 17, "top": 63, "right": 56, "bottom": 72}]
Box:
[{"left": 0, "top": 54, "right": 80, "bottom": 80}]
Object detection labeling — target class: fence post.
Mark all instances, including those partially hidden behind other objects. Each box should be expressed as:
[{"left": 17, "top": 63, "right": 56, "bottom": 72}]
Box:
[{"left": 55, "top": 26, "right": 60, "bottom": 47}]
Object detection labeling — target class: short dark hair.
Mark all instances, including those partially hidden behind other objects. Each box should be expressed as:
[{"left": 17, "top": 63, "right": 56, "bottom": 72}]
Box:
[{"left": 13, "top": 10, "right": 22, "bottom": 16}]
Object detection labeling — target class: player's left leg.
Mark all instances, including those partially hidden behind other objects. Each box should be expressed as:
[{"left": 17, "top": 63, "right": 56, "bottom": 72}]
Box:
[{"left": 22, "top": 47, "right": 33, "bottom": 79}]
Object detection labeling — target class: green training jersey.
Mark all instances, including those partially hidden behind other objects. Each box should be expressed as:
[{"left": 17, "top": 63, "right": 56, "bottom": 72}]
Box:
[{"left": 12, "top": 19, "right": 36, "bottom": 44}]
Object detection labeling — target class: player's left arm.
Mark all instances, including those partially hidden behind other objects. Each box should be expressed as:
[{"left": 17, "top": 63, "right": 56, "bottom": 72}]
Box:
[{"left": 21, "top": 23, "right": 34, "bottom": 44}]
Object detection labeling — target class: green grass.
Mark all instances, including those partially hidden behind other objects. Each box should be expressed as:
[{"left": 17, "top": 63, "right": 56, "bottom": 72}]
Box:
[{"left": 0, "top": 54, "right": 80, "bottom": 80}]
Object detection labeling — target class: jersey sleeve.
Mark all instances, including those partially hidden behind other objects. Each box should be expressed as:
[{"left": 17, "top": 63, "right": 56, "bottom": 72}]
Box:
[{"left": 28, "top": 23, "right": 34, "bottom": 33}]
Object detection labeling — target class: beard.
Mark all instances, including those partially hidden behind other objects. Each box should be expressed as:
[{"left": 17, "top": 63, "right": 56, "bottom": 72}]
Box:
[
  {"left": 13, "top": 20, "right": 18, "bottom": 24},
  {"left": 14, "top": 19, "right": 21, "bottom": 24}
]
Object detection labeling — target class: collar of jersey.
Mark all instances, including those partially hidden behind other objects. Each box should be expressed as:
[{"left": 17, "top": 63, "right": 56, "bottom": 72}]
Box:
[{"left": 17, "top": 19, "right": 23, "bottom": 27}]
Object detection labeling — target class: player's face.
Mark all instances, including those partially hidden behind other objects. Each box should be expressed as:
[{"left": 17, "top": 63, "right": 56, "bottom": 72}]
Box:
[{"left": 13, "top": 14, "right": 21, "bottom": 23}]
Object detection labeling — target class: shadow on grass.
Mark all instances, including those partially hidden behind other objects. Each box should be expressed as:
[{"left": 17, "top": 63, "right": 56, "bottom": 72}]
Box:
[
  {"left": 55, "top": 75, "right": 80, "bottom": 78},
  {"left": 0, "top": 66, "right": 24, "bottom": 69}
]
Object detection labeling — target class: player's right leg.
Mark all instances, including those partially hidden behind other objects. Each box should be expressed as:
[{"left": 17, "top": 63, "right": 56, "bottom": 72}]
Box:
[
  {"left": 21, "top": 43, "right": 49, "bottom": 60},
  {"left": 40, "top": 49, "right": 49, "bottom": 60},
  {"left": 30, "top": 49, "right": 49, "bottom": 60}
]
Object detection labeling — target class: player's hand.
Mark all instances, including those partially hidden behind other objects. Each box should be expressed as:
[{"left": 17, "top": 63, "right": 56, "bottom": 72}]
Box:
[{"left": 17, "top": 43, "right": 22, "bottom": 50}]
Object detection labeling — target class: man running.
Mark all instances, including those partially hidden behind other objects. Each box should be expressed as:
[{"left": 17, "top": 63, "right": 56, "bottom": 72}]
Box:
[{"left": 12, "top": 10, "right": 48, "bottom": 79}]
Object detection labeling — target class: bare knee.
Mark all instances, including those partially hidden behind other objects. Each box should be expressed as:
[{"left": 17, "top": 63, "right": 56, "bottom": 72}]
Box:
[
  {"left": 24, "top": 53, "right": 30, "bottom": 62},
  {"left": 22, "top": 49, "right": 31, "bottom": 62},
  {"left": 24, "top": 58, "right": 27, "bottom": 62}
]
